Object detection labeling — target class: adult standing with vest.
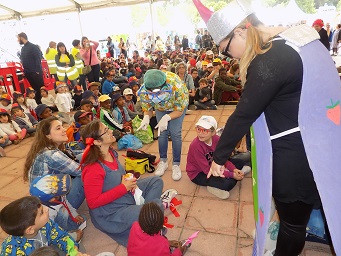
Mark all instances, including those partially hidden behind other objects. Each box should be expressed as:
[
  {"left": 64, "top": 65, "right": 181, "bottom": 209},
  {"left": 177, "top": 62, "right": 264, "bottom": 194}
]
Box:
[
  {"left": 80, "top": 37, "right": 101, "bottom": 83},
  {"left": 71, "top": 39, "right": 86, "bottom": 91},
  {"left": 55, "top": 42, "right": 79, "bottom": 87},
  {"left": 44, "top": 41, "right": 58, "bottom": 82}
]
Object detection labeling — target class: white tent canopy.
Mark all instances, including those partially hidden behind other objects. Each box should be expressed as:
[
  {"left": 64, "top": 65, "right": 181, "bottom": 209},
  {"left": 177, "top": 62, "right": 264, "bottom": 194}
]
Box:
[{"left": 0, "top": 0, "right": 157, "bottom": 21}]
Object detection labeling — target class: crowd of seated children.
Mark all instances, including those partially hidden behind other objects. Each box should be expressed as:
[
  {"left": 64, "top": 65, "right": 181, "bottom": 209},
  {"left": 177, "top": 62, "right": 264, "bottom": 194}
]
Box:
[
  {"left": 66, "top": 110, "right": 92, "bottom": 143},
  {"left": 123, "top": 88, "right": 141, "bottom": 119},
  {"left": 102, "top": 72, "right": 117, "bottom": 95},
  {"left": 82, "top": 90, "right": 100, "bottom": 119}
]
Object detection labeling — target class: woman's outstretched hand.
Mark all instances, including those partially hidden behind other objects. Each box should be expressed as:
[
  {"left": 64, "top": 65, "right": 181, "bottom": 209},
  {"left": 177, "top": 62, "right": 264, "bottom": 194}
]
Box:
[{"left": 207, "top": 161, "right": 225, "bottom": 178}]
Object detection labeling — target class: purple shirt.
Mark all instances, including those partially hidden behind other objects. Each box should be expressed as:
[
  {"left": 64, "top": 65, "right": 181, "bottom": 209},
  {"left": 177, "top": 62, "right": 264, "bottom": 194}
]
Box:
[{"left": 186, "top": 134, "right": 236, "bottom": 180}]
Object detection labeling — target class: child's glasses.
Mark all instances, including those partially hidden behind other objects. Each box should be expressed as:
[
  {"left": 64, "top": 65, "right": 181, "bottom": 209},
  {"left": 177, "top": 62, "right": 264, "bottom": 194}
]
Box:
[{"left": 195, "top": 126, "right": 210, "bottom": 135}]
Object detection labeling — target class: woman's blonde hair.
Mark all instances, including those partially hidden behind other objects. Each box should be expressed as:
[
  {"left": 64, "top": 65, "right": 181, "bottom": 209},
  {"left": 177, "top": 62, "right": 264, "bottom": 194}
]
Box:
[
  {"left": 230, "top": 14, "right": 272, "bottom": 83},
  {"left": 23, "top": 117, "right": 61, "bottom": 181}
]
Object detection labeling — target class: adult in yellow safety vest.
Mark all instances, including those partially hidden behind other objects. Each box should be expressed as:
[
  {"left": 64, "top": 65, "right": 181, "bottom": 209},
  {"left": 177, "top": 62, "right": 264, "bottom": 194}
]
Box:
[
  {"left": 44, "top": 41, "right": 58, "bottom": 81},
  {"left": 55, "top": 42, "right": 79, "bottom": 87},
  {"left": 71, "top": 39, "right": 86, "bottom": 91}
]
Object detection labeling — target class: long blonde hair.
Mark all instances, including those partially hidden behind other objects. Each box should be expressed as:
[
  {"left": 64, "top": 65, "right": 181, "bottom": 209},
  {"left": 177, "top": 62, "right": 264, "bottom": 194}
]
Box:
[{"left": 233, "top": 14, "right": 273, "bottom": 83}]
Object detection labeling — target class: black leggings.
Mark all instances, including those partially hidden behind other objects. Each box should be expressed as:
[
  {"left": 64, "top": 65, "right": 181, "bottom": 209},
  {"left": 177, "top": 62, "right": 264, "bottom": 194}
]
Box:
[
  {"left": 274, "top": 199, "right": 313, "bottom": 256},
  {"left": 191, "top": 158, "right": 244, "bottom": 191}
]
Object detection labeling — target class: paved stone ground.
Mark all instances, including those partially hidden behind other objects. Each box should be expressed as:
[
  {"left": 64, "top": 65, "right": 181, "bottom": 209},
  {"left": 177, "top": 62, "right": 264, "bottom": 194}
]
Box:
[{"left": 0, "top": 106, "right": 335, "bottom": 255}]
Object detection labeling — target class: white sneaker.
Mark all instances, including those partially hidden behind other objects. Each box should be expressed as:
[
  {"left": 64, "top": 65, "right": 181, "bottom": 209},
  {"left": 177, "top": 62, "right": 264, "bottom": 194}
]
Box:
[
  {"left": 155, "top": 161, "right": 168, "bottom": 177},
  {"left": 241, "top": 166, "right": 251, "bottom": 175},
  {"left": 207, "top": 186, "right": 229, "bottom": 199},
  {"left": 161, "top": 188, "right": 178, "bottom": 209},
  {"left": 171, "top": 165, "right": 182, "bottom": 181}
]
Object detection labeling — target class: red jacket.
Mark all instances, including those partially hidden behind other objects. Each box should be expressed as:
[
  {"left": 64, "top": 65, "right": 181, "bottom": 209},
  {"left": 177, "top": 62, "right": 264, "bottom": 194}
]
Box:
[{"left": 127, "top": 222, "right": 182, "bottom": 256}]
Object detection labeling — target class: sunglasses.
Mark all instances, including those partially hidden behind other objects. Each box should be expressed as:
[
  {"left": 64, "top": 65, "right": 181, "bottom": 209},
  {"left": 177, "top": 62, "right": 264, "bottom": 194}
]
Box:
[{"left": 221, "top": 35, "right": 234, "bottom": 58}]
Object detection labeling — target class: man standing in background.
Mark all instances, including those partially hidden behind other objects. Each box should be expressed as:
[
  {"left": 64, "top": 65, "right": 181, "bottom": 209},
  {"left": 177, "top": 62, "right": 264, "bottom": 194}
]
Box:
[{"left": 18, "top": 32, "right": 44, "bottom": 104}]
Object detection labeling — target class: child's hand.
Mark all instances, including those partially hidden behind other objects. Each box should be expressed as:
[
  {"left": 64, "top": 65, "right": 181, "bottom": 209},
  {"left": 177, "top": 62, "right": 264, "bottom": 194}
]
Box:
[
  {"left": 169, "top": 240, "right": 180, "bottom": 248},
  {"left": 16, "top": 133, "right": 22, "bottom": 140},
  {"left": 121, "top": 175, "right": 137, "bottom": 191},
  {"left": 232, "top": 169, "right": 244, "bottom": 181},
  {"left": 202, "top": 97, "right": 208, "bottom": 102},
  {"left": 75, "top": 215, "right": 85, "bottom": 224}
]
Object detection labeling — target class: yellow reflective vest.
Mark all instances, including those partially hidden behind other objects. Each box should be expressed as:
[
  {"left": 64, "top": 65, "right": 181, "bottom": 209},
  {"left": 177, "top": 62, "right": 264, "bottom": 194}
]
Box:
[
  {"left": 71, "top": 47, "right": 84, "bottom": 75},
  {"left": 44, "top": 48, "right": 58, "bottom": 74},
  {"left": 55, "top": 54, "right": 79, "bottom": 81}
]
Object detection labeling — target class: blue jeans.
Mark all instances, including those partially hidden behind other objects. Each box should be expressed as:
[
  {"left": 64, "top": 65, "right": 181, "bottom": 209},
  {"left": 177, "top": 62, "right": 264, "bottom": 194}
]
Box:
[
  {"left": 0, "top": 137, "right": 10, "bottom": 147},
  {"left": 66, "top": 176, "right": 85, "bottom": 209},
  {"left": 155, "top": 110, "right": 186, "bottom": 165}
]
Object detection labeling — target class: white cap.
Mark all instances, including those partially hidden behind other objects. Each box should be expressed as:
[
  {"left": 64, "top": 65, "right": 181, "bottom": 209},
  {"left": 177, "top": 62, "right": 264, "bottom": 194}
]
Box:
[
  {"left": 207, "top": 63, "right": 213, "bottom": 68},
  {"left": 123, "top": 88, "right": 133, "bottom": 95},
  {"left": 195, "top": 115, "right": 217, "bottom": 130},
  {"left": 206, "top": 50, "right": 214, "bottom": 55}
]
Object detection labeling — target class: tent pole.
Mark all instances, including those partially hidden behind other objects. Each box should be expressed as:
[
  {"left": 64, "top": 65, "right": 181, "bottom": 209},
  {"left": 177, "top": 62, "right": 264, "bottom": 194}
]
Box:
[
  {"left": 149, "top": 0, "right": 155, "bottom": 51},
  {"left": 77, "top": 8, "right": 83, "bottom": 37}
]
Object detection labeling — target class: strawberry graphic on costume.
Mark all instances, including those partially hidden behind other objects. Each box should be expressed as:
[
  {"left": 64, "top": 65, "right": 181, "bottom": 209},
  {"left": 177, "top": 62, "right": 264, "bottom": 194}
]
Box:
[{"left": 326, "top": 99, "right": 340, "bottom": 125}]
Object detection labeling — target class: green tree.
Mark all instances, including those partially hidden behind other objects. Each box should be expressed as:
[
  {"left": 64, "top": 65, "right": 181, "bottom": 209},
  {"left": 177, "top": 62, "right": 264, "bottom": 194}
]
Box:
[
  {"left": 296, "top": 0, "right": 316, "bottom": 13},
  {"left": 130, "top": 5, "right": 149, "bottom": 28}
]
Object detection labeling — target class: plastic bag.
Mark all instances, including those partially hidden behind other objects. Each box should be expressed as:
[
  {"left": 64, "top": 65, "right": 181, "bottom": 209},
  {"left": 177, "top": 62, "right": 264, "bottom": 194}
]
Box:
[
  {"left": 132, "top": 115, "right": 154, "bottom": 144},
  {"left": 117, "top": 134, "right": 143, "bottom": 150}
]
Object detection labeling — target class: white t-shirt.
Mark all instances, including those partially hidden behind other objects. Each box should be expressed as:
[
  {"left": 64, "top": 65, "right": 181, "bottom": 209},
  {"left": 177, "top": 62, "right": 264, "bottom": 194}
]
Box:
[
  {"left": 41, "top": 95, "right": 56, "bottom": 107},
  {"left": 55, "top": 93, "right": 72, "bottom": 113}
]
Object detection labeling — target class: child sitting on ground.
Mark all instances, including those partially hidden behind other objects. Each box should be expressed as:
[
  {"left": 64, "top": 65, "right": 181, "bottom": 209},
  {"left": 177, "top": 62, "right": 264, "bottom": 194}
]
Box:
[
  {"left": 127, "top": 201, "right": 189, "bottom": 256},
  {"left": 0, "top": 108, "right": 27, "bottom": 144},
  {"left": 30, "top": 174, "right": 85, "bottom": 242},
  {"left": 123, "top": 88, "right": 141, "bottom": 119},
  {"left": 73, "top": 85, "right": 83, "bottom": 110},
  {"left": 0, "top": 127, "right": 11, "bottom": 156},
  {"left": 186, "top": 116, "right": 251, "bottom": 199},
  {"left": 112, "top": 93, "right": 133, "bottom": 134},
  {"left": 82, "top": 90, "right": 100, "bottom": 119},
  {"left": 0, "top": 196, "right": 78, "bottom": 255},
  {"left": 194, "top": 78, "right": 217, "bottom": 110},
  {"left": 0, "top": 94, "right": 12, "bottom": 114},
  {"left": 40, "top": 86, "right": 58, "bottom": 112},
  {"left": 55, "top": 82, "right": 73, "bottom": 124},
  {"left": 35, "top": 104, "right": 53, "bottom": 121},
  {"left": 12, "top": 91, "right": 31, "bottom": 114},
  {"left": 102, "top": 72, "right": 117, "bottom": 95},
  {"left": 66, "top": 110, "right": 92, "bottom": 142},
  {"left": 26, "top": 87, "right": 38, "bottom": 111},
  {"left": 11, "top": 103, "right": 38, "bottom": 136},
  {"left": 99, "top": 94, "right": 124, "bottom": 140}
]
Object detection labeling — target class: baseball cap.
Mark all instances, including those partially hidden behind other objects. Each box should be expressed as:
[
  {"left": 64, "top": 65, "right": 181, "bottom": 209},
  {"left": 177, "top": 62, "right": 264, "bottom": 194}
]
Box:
[
  {"left": 30, "top": 174, "right": 71, "bottom": 202},
  {"left": 82, "top": 90, "right": 95, "bottom": 100},
  {"left": 25, "top": 87, "right": 35, "bottom": 95},
  {"left": 98, "top": 94, "right": 111, "bottom": 102},
  {"left": 123, "top": 88, "right": 133, "bottom": 95},
  {"left": 206, "top": 50, "right": 213, "bottom": 55},
  {"left": 201, "top": 61, "right": 208, "bottom": 66},
  {"left": 195, "top": 115, "right": 217, "bottom": 130},
  {"left": 11, "top": 103, "right": 22, "bottom": 111},
  {"left": 88, "top": 82, "right": 101, "bottom": 89},
  {"left": 74, "top": 110, "right": 92, "bottom": 122},
  {"left": 207, "top": 63, "right": 213, "bottom": 68},
  {"left": 213, "top": 58, "right": 222, "bottom": 64}
]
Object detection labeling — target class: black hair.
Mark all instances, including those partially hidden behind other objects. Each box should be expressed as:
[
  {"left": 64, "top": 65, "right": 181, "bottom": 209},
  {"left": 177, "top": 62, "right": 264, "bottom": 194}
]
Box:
[
  {"left": 0, "top": 196, "right": 41, "bottom": 236},
  {"left": 0, "top": 112, "right": 12, "bottom": 122},
  {"left": 219, "top": 67, "right": 227, "bottom": 74},
  {"left": 138, "top": 202, "right": 164, "bottom": 236},
  {"left": 30, "top": 246, "right": 59, "bottom": 256},
  {"left": 56, "top": 42, "right": 71, "bottom": 59},
  {"left": 81, "top": 36, "right": 88, "bottom": 47},
  {"left": 72, "top": 39, "right": 80, "bottom": 47}
]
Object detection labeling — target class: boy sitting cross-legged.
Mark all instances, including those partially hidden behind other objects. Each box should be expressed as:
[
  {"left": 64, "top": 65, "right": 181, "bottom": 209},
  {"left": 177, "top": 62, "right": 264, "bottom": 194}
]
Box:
[{"left": 0, "top": 196, "right": 78, "bottom": 255}]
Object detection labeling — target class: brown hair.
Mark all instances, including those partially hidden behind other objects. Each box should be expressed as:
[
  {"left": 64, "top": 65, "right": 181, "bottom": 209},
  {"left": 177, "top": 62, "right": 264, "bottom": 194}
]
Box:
[
  {"left": 80, "top": 120, "right": 104, "bottom": 165},
  {"left": 0, "top": 196, "right": 41, "bottom": 236},
  {"left": 229, "top": 63, "right": 240, "bottom": 75},
  {"left": 24, "top": 117, "right": 61, "bottom": 181},
  {"left": 198, "top": 78, "right": 208, "bottom": 85},
  {"left": 46, "top": 41, "right": 56, "bottom": 54}
]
